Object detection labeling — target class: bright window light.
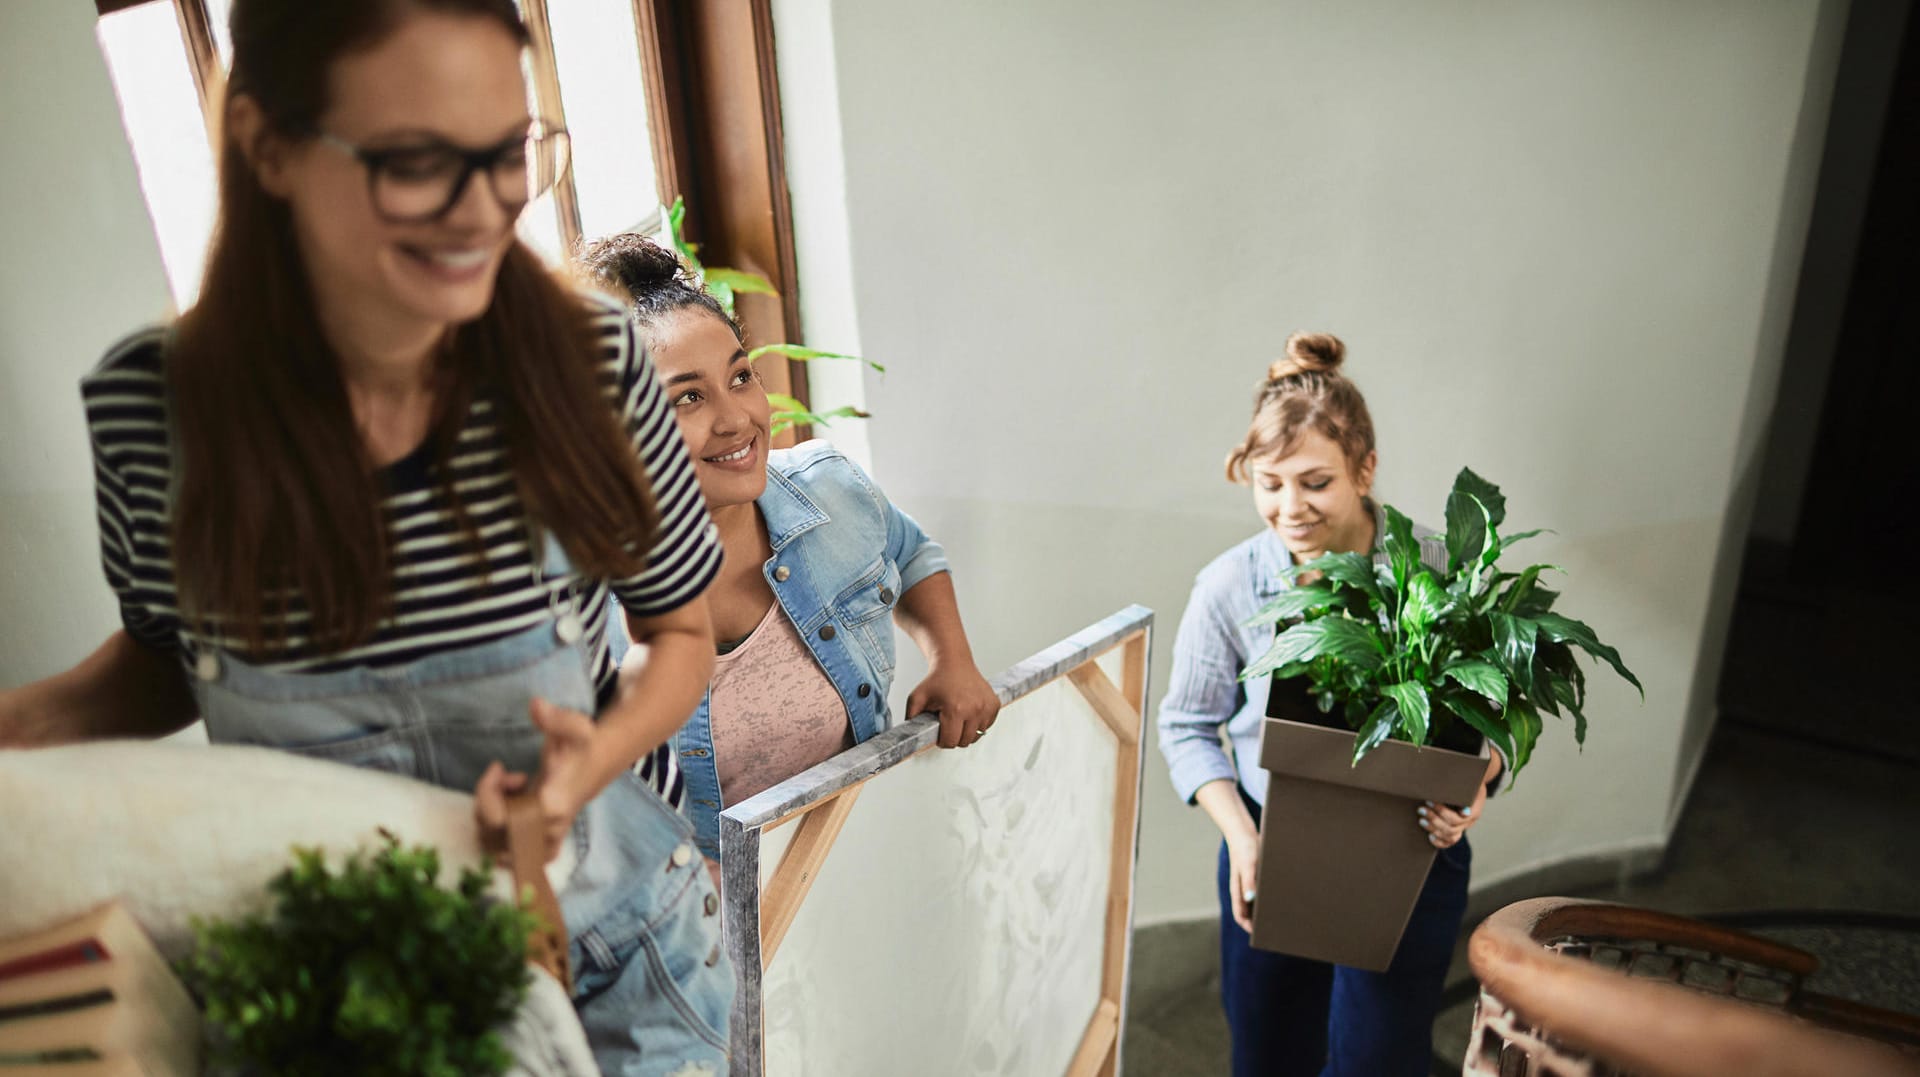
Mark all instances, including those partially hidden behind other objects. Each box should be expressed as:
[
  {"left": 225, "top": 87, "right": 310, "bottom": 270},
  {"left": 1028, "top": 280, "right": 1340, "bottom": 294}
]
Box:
[
  {"left": 96, "top": 2, "right": 219, "bottom": 309},
  {"left": 546, "top": 0, "right": 661, "bottom": 241}
]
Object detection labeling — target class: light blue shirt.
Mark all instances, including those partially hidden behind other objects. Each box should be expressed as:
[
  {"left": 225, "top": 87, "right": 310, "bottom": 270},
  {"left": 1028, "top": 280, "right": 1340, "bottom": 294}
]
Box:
[
  {"left": 673, "top": 440, "right": 949, "bottom": 858},
  {"left": 1157, "top": 507, "right": 1449, "bottom": 808}
]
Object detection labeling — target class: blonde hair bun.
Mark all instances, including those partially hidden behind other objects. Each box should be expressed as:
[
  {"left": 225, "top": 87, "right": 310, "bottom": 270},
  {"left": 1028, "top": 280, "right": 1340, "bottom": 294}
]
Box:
[{"left": 1267, "top": 332, "right": 1346, "bottom": 382}]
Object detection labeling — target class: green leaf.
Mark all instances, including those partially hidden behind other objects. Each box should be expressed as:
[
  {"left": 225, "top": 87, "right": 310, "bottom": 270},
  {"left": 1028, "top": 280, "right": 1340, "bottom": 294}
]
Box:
[
  {"left": 1242, "top": 617, "right": 1384, "bottom": 681},
  {"left": 1444, "top": 488, "right": 1490, "bottom": 573},
  {"left": 708, "top": 280, "right": 735, "bottom": 317},
  {"left": 1534, "top": 612, "right": 1643, "bottom": 696},
  {"left": 747, "top": 344, "right": 886, "bottom": 374},
  {"left": 1507, "top": 696, "right": 1543, "bottom": 775},
  {"left": 1438, "top": 690, "right": 1515, "bottom": 760},
  {"left": 1452, "top": 467, "right": 1507, "bottom": 528},
  {"left": 1381, "top": 681, "right": 1431, "bottom": 744},
  {"left": 1498, "top": 563, "right": 1560, "bottom": 614},
  {"left": 1381, "top": 504, "right": 1421, "bottom": 595},
  {"left": 765, "top": 392, "right": 807, "bottom": 414},
  {"left": 1400, "top": 571, "right": 1448, "bottom": 634},
  {"left": 1244, "top": 583, "right": 1339, "bottom": 628},
  {"left": 1352, "top": 700, "right": 1399, "bottom": 765},
  {"left": 1442, "top": 658, "right": 1508, "bottom": 705},
  {"left": 702, "top": 267, "right": 778, "bottom": 297},
  {"left": 1512, "top": 584, "right": 1561, "bottom": 618},
  {"left": 1296, "top": 550, "right": 1383, "bottom": 603},
  {"left": 1488, "top": 612, "right": 1539, "bottom": 695}
]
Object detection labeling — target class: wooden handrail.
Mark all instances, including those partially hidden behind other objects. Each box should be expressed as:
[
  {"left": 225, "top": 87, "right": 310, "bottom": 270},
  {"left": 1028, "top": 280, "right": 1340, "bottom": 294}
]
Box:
[{"left": 1468, "top": 898, "right": 1920, "bottom": 1077}]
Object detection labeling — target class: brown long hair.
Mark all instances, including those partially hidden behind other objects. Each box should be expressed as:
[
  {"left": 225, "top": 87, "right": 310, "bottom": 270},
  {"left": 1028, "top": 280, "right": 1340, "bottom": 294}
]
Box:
[
  {"left": 1225, "top": 332, "right": 1376, "bottom": 484},
  {"left": 170, "top": 0, "right": 658, "bottom": 653}
]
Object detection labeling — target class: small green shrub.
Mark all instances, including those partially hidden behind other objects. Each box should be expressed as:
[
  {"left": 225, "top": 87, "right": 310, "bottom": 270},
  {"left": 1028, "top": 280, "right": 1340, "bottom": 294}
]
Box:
[
  {"left": 1242, "top": 468, "right": 1641, "bottom": 775},
  {"left": 179, "top": 835, "right": 540, "bottom": 1077}
]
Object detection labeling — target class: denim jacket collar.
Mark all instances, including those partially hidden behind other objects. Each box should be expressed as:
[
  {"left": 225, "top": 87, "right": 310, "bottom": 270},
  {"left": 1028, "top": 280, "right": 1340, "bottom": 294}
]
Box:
[{"left": 758, "top": 463, "right": 831, "bottom": 551}]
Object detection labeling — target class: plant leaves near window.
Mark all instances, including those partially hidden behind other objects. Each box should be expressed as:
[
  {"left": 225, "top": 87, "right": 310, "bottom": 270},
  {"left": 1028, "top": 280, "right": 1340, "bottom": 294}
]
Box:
[
  {"left": 747, "top": 344, "right": 887, "bottom": 374},
  {"left": 1241, "top": 468, "right": 1640, "bottom": 775}
]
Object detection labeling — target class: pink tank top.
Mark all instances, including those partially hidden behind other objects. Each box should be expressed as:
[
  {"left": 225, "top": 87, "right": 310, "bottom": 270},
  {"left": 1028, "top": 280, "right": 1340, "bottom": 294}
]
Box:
[{"left": 710, "top": 602, "right": 854, "bottom": 808}]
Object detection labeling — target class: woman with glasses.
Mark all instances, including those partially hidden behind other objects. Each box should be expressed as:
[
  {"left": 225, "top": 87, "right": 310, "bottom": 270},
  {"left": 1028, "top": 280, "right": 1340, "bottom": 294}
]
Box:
[{"left": 0, "top": 2, "right": 731, "bottom": 1072}]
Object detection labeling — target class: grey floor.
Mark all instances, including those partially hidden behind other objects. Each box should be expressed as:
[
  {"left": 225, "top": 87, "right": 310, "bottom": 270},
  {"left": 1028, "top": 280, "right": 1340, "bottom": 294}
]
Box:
[{"left": 1121, "top": 723, "right": 1920, "bottom": 1075}]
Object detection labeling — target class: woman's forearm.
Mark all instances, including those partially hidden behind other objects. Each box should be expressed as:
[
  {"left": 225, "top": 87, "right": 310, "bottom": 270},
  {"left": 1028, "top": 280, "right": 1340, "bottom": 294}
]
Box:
[
  {"left": 894, "top": 571, "right": 975, "bottom": 669},
  {"left": 587, "top": 598, "right": 715, "bottom": 793},
  {"left": 0, "top": 630, "right": 196, "bottom": 747},
  {"left": 1194, "top": 777, "right": 1259, "bottom": 846}
]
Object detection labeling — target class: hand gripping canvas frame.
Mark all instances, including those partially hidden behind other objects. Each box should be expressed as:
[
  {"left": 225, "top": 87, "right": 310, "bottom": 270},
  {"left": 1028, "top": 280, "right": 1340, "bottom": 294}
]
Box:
[{"left": 717, "top": 606, "right": 1154, "bottom": 1077}]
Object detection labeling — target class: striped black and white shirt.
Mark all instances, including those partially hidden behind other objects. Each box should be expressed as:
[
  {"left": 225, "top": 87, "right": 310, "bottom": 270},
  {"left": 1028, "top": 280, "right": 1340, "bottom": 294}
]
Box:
[{"left": 81, "top": 296, "right": 720, "bottom": 808}]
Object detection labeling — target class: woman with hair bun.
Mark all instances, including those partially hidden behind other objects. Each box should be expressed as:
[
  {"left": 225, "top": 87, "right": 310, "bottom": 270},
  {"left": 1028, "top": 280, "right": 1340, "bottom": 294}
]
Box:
[
  {"left": 577, "top": 233, "right": 1000, "bottom": 876},
  {"left": 1157, "top": 333, "right": 1503, "bottom": 1076}
]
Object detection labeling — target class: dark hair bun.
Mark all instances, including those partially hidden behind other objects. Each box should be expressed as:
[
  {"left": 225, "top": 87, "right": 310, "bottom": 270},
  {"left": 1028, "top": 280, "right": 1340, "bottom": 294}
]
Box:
[
  {"left": 1267, "top": 332, "right": 1346, "bottom": 382},
  {"left": 575, "top": 232, "right": 689, "bottom": 296}
]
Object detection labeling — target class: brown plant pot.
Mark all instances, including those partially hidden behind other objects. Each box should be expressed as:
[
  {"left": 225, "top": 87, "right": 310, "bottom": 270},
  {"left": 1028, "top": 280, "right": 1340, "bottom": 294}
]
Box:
[{"left": 1250, "top": 687, "right": 1489, "bottom": 972}]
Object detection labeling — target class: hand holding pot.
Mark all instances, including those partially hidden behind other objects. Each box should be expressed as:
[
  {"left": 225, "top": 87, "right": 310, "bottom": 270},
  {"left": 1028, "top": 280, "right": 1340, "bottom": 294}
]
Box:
[{"left": 1417, "top": 751, "right": 1502, "bottom": 848}]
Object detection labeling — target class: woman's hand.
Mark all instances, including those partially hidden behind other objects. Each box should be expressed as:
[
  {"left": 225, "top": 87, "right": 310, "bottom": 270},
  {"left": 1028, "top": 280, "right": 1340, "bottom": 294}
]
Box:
[
  {"left": 473, "top": 698, "right": 602, "bottom": 863},
  {"left": 1223, "top": 831, "right": 1261, "bottom": 934},
  {"left": 1418, "top": 750, "right": 1503, "bottom": 848},
  {"left": 908, "top": 661, "right": 1000, "bottom": 749}
]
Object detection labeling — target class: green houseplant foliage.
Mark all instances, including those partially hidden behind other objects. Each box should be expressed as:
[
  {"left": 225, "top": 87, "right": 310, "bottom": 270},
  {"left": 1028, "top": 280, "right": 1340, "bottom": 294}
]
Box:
[
  {"left": 178, "top": 836, "right": 541, "bottom": 1077},
  {"left": 1241, "top": 468, "right": 1641, "bottom": 776},
  {"left": 663, "top": 197, "right": 882, "bottom": 437}
]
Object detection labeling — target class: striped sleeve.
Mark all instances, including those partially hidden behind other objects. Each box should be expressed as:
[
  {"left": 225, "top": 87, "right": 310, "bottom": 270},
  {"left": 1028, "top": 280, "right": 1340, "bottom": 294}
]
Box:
[
  {"left": 82, "top": 331, "right": 181, "bottom": 656},
  {"left": 599, "top": 310, "right": 721, "bottom": 616}
]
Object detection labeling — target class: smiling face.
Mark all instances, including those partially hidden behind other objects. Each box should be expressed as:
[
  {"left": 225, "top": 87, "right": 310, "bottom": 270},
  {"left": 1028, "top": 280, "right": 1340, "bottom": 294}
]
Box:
[
  {"left": 648, "top": 308, "right": 771, "bottom": 509},
  {"left": 249, "top": 12, "right": 530, "bottom": 354},
  {"left": 1251, "top": 430, "right": 1379, "bottom": 563}
]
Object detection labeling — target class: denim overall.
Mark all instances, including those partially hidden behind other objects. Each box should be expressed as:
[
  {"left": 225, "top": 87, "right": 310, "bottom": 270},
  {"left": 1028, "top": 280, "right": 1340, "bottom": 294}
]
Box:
[{"left": 187, "top": 539, "right": 734, "bottom": 1077}]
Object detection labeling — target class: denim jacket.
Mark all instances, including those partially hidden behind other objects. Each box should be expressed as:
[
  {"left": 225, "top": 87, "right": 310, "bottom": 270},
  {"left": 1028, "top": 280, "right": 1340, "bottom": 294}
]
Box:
[
  {"left": 1157, "top": 506, "right": 1452, "bottom": 808},
  {"left": 674, "top": 440, "right": 949, "bottom": 858}
]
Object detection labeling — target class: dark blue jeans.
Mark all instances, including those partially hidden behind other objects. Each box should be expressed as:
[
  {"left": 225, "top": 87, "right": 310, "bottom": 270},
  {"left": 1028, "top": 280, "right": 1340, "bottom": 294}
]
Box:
[{"left": 1218, "top": 796, "right": 1470, "bottom": 1077}]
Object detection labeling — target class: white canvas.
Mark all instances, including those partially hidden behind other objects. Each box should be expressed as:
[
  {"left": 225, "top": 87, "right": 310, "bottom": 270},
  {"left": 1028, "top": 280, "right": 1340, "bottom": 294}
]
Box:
[{"left": 758, "top": 651, "right": 1125, "bottom": 1077}]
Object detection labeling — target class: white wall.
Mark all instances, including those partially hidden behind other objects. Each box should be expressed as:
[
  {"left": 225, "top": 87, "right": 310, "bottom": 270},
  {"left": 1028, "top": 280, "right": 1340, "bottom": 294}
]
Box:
[
  {"left": 0, "top": 0, "right": 176, "bottom": 688},
  {"left": 780, "top": 0, "right": 1845, "bottom": 923}
]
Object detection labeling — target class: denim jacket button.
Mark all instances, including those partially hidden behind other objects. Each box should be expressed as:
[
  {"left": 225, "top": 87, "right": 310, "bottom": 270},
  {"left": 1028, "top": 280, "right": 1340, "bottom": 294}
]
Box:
[
  {"left": 704, "top": 893, "right": 719, "bottom": 916},
  {"left": 554, "top": 613, "right": 583, "bottom": 644},
  {"left": 773, "top": 566, "right": 791, "bottom": 582},
  {"left": 819, "top": 624, "right": 836, "bottom": 641},
  {"left": 671, "top": 843, "right": 694, "bottom": 868},
  {"left": 879, "top": 587, "right": 895, "bottom": 605},
  {"left": 705, "top": 944, "right": 721, "bottom": 967},
  {"left": 857, "top": 683, "right": 871, "bottom": 698},
  {"left": 193, "top": 652, "right": 221, "bottom": 682}
]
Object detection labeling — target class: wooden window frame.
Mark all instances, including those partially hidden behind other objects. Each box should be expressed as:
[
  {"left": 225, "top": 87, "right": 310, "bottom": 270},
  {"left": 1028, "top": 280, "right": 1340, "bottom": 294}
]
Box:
[{"left": 105, "top": 0, "right": 812, "bottom": 425}]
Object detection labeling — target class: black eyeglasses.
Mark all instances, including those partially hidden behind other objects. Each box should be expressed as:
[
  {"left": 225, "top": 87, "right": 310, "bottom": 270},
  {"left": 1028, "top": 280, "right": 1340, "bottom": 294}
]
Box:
[{"left": 317, "top": 122, "right": 571, "bottom": 224}]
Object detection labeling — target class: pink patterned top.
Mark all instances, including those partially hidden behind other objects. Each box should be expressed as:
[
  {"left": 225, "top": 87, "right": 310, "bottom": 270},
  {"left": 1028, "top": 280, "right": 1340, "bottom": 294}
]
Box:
[{"left": 709, "top": 602, "right": 854, "bottom": 808}]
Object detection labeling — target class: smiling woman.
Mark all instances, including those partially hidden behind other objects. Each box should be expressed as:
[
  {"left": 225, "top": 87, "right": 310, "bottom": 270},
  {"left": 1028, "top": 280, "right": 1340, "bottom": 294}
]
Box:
[{"left": 2, "top": 2, "right": 737, "bottom": 1074}]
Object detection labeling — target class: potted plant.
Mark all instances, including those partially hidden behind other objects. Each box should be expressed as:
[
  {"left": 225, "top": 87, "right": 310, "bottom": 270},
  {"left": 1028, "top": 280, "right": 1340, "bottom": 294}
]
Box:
[
  {"left": 178, "top": 836, "right": 541, "bottom": 1076},
  {"left": 1240, "top": 468, "right": 1640, "bottom": 970}
]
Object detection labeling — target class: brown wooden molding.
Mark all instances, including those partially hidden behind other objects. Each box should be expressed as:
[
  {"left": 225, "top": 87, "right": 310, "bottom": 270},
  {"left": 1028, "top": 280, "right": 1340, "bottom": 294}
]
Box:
[
  {"left": 633, "top": 0, "right": 810, "bottom": 430},
  {"left": 95, "top": 0, "right": 158, "bottom": 16}
]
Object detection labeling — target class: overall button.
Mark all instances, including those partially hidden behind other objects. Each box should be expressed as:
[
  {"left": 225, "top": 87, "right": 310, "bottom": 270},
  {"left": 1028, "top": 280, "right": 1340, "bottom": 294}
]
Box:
[
  {"left": 857, "top": 684, "right": 872, "bottom": 699},
  {"left": 879, "top": 587, "right": 895, "bottom": 605},
  {"left": 671, "top": 843, "right": 694, "bottom": 869},
  {"left": 819, "top": 625, "right": 836, "bottom": 641},
  {"left": 704, "top": 893, "right": 719, "bottom": 916},
  {"left": 681, "top": 747, "right": 711, "bottom": 758},
  {"left": 705, "top": 944, "right": 721, "bottom": 968},
  {"left": 773, "top": 566, "right": 791, "bottom": 582},
  {"left": 193, "top": 652, "right": 221, "bottom": 682},
  {"left": 554, "top": 613, "right": 584, "bottom": 645}
]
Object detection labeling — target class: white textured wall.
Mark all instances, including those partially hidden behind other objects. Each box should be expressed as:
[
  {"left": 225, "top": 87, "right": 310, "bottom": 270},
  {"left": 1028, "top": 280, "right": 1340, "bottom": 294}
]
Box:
[
  {"left": 0, "top": 0, "right": 176, "bottom": 688},
  {"left": 779, "top": 0, "right": 1844, "bottom": 923}
]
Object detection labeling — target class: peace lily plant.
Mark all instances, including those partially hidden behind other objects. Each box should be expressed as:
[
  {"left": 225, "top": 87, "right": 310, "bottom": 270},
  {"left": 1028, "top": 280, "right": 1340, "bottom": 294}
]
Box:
[{"left": 1242, "top": 468, "right": 1641, "bottom": 776}]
